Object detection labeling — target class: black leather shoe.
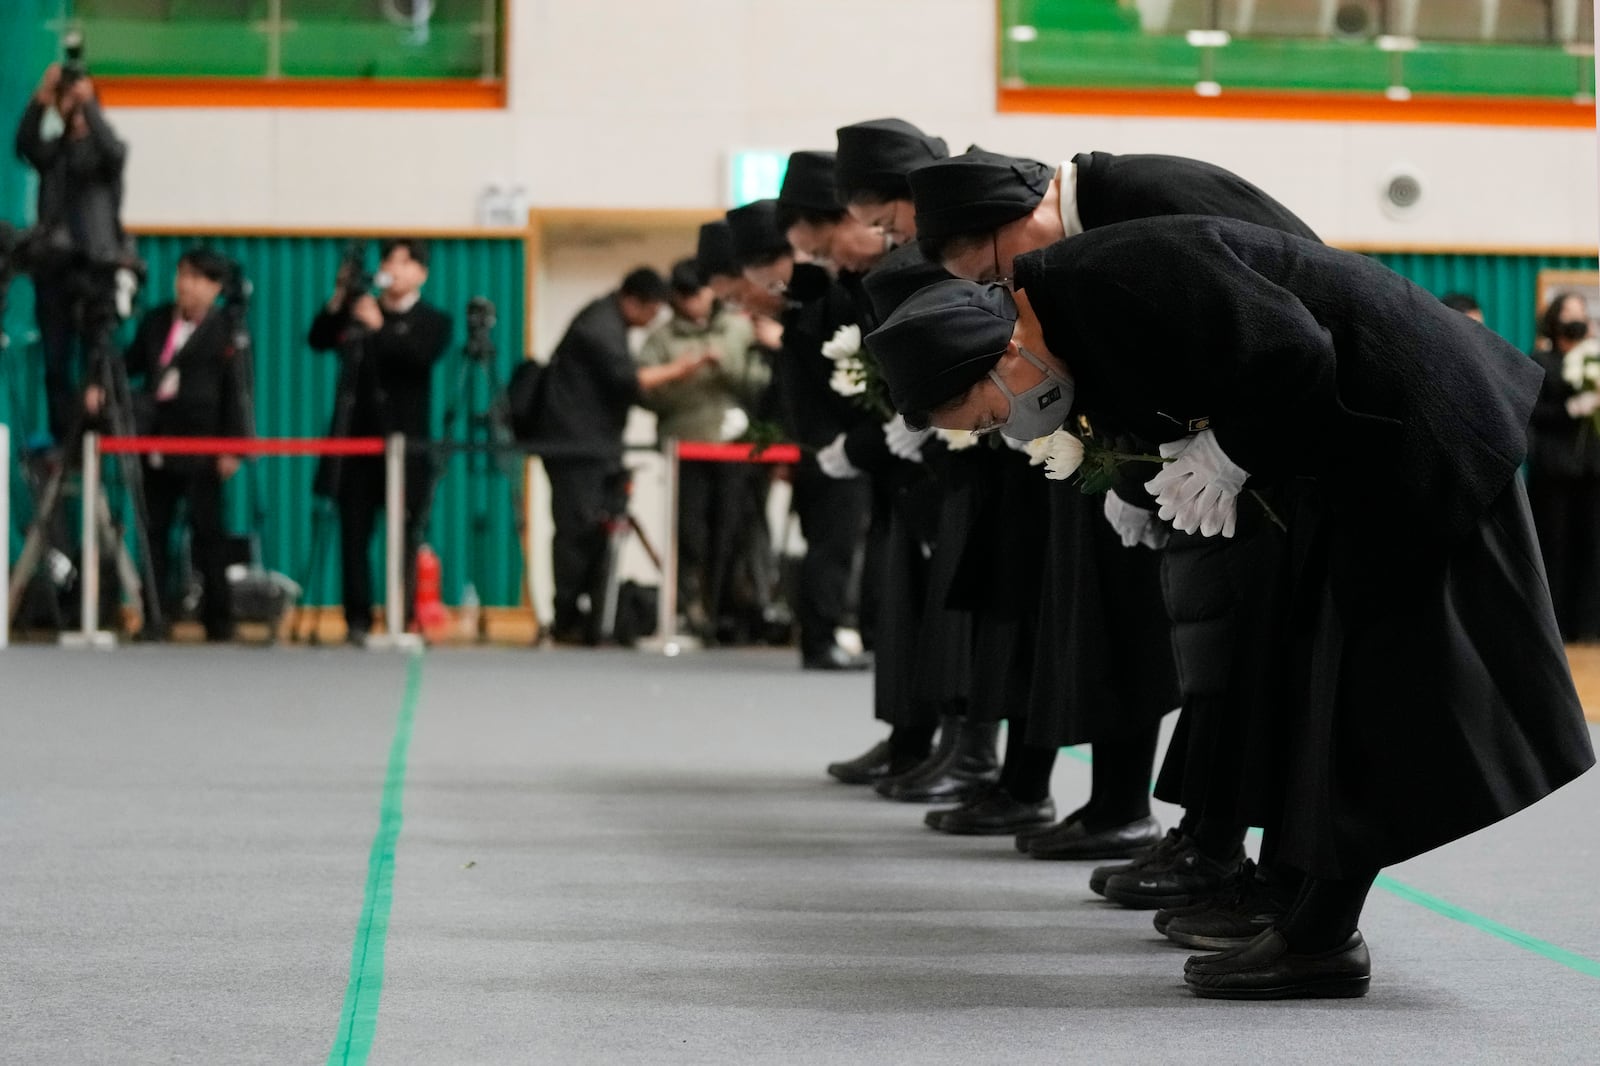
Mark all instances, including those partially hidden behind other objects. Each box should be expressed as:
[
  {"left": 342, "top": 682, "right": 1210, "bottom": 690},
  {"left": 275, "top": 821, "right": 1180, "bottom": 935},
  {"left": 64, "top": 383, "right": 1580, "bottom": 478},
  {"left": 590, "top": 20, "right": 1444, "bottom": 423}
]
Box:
[
  {"left": 1164, "top": 861, "right": 1293, "bottom": 949},
  {"left": 826, "top": 739, "right": 916, "bottom": 785},
  {"left": 802, "top": 644, "right": 872, "bottom": 671},
  {"left": 1153, "top": 859, "right": 1255, "bottom": 935},
  {"left": 1103, "top": 837, "right": 1244, "bottom": 910},
  {"left": 1088, "top": 829, "right": 1185, "bottom": 896},
  {"left": 1023, "top": 814, "right": 1163, "bottom": 861},
  {"left": 925, "top": 785, "right": 1055, "bottom": 835},
  {"left": 1185, "top": 929, "right": 1371, "bottom": 1000},
  {"left": 876, "top": 716, "right": 999, "bottom": 803}
]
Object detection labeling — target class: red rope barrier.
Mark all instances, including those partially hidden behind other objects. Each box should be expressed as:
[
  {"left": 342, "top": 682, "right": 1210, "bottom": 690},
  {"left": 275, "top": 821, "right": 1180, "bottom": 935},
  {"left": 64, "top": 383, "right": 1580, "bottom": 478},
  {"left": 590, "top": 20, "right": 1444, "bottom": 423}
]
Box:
[
  {"left": 96, "top": 436, "right": 386, "bottom": 456},
  {"left": 676, "top": 442, "right": 801, "bottom": 464}
]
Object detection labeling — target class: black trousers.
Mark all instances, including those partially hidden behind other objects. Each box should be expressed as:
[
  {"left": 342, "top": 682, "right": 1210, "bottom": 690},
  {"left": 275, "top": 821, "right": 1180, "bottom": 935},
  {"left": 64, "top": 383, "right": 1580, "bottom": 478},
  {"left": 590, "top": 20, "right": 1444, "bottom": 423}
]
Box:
[
  {"left": 1527, "top": 472, "right": 1600, "bottom": 640},
  {"left": 544, "top": 456, "right": 626, "bottom": 636},
  {"left": 144, "top": 460, "right": 232, "bottom": 639},
  {"left": 789, "top": 462, "right": 871, "bottom": 658},
  {"left": 676, "top": 460, "right": 754, "bottom": 631},
  {"left": 33, "top": 263, "right": 114, "bottom": 443},
  {"left": 337, "top": 455, "right": 429, "bottom": 634}
]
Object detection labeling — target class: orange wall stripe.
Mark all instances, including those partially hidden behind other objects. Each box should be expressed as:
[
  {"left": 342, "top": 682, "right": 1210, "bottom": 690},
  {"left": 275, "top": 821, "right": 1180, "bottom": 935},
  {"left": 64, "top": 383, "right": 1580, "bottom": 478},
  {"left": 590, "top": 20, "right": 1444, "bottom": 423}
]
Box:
[
  {"left": 998, "top": 86, "right": 1596, "bottom": 128},
  {"left": 98, "top": 76, "right": 504, "bottom": 110}
]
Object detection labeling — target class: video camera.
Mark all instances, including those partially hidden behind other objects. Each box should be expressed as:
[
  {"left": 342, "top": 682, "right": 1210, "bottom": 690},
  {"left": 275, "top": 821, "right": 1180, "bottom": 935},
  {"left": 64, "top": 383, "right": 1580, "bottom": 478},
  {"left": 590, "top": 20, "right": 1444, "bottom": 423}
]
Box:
[
  {"left": 337, "top": 240, "right": 375, "bottom": 305},
  {"left": 465, "top": 295, "right": 497, "bottom": 363}
]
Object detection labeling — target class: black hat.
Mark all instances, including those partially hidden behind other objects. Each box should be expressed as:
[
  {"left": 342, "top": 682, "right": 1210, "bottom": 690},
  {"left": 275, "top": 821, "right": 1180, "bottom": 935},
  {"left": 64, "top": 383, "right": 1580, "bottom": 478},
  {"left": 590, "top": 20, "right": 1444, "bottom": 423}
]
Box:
[
  {"left": 696, "top": 220, "right": 738, "bottom": 278},
  {"left": 777, "top": 150, "right": 842, "bottom": 215},
  {"left": 865, "top": 278, "right": 1017, "bottom": 429},
  {"left": 862, "top": 243, "right": 952, "bottom": 326},
  {"left": 835, "top": 118, "right": 949, "bottom": 201},
  {"left": 725, "top": 199, "right": 791, "bottom": 266},
  {"left": 908, "top": 148, "right": 1054, "bottom": 242}
]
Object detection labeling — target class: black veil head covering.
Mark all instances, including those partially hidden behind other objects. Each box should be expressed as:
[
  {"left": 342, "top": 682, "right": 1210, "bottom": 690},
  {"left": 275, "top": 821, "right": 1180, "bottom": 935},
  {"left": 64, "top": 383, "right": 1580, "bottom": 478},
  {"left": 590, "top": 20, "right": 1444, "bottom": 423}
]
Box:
[
  {"left": 865, "top": 278, "right": 1018, "bottom": 429},
  {"left": 862, "top": 242, "right": 952, "bottom": 326},
  {"left": 835, "top": 118, "right": 950, "bottom": 201},
  {"left": 908, "top": 147, "right": 1054, "bottom": 242},
  {"left": 696, "top": 220, "right": 738, "bottom": 278},
  {"left": 777, "top": 150, "right": 843, "bottom": 215},
  {"left": 725, "top": 199, "right": 791, "bottom": 266}
]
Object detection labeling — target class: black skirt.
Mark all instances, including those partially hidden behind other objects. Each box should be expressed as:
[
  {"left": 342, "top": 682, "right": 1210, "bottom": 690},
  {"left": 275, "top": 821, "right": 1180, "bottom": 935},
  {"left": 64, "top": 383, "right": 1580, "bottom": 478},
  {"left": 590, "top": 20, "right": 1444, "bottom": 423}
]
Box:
[
  {"left": 1263, "top": 477, "right": 1593, "bottom": 877},
  {"left": 1026, "top": 482, "right": 1178, "bottom": 747}
]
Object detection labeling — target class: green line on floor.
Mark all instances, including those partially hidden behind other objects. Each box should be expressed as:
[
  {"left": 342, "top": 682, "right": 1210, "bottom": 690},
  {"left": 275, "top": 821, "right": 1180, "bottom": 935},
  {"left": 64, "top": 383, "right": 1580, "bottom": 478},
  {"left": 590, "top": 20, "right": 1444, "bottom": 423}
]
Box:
[
  {"left": 1056, "top": 744, "right": 1600, "bottom": 981},
  {"left": 328, "top": 652, "right": 425, "bottom": 1066}
]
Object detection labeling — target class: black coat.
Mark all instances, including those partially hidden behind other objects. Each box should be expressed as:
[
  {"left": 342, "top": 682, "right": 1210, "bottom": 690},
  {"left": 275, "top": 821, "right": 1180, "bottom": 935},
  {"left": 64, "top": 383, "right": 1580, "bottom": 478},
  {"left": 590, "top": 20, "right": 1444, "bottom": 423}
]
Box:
[
  {"left": 1015, "top": 215, "right": 1592, "bottom": 874},
  {"left": 774, "top": 274, "right": 878, "bottom": 451},
  {"left": 538, "top": 293, "right": 639, "bottom": 452},
  {"left": 309, "top": 299, "right": 451, "bottom": 440},
  {"left": 1074, "top": 151, "right": 1320, "bottom": 242},
  {"left": 123, "top": 303, "right": 250, "bottom": 442},
  {"left": 1527, "top": 344, "right": 1600, "bottom": 480},
  {"left": 14, "top": 99, "right": 127, "bottom": 267}
]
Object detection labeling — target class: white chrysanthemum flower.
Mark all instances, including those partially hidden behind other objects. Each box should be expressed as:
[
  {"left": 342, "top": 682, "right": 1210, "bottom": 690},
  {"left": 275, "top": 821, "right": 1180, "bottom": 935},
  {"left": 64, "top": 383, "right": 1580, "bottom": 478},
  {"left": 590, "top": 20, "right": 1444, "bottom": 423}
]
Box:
[
  {"left": 938, "top": 429, "right": 979, "bottom": 451},
  {"left": 1039, "top": 431, "right": 1085, "bottom": 481},
  {"left": 830, "top": 364, "right": 867, "bottom": 397},
  {"left": 1024, "top": 435, "right": 1054, "bottom": 466},
  {"left": 821, "top": 324, "right": 863, "bottom": 363},
  {"left": 1568, "top": 338, "right": 1600, "bottom": 390}
]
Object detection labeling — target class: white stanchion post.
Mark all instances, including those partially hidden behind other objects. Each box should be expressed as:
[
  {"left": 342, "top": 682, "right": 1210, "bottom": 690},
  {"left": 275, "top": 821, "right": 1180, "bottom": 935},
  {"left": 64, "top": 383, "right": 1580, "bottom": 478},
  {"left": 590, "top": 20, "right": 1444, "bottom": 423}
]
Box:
[
  {"left": 1, "top": 423, "right": 8, "bottom": 650},
  {"left": 61, "top": 432, "right": 114, "bottom": 649},
  {"left": 640, "top": 439, "right": 696, "bottom": 656},
  {"left": 368, "top": 433, "right": 421, "bottom": 652}
]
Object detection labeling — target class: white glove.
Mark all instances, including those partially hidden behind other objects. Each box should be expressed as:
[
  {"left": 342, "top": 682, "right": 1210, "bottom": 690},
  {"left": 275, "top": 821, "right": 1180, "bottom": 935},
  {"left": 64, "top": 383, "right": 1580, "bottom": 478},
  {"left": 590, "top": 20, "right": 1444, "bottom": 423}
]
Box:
[
  {"left": 1143, "top": 429, "right": 1248, "bottom": 539},
  {"left": 884, "top": 414, "right": 932, "bottom": 463},
  {"left": 816, "top": 433, "right": 860, "bottom": 479},
  {"left": 1103, "top": 490, "right": 1168, "bottom": 550},
  {"left": 1567, "top": 392, "right": 1600, "bottom": 419},
  {"left": 719, "top": 406, "right": 750, "bottom": 442}
]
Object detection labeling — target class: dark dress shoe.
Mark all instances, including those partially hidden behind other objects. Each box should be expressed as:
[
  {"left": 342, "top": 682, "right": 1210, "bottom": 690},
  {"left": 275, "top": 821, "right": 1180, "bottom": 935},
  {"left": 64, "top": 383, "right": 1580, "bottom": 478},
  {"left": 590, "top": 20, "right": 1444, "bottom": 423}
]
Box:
[
  {"left": 1103, "top": 837, "right": 1244, "bottom": 910},
  {"left": 1088, "top": 829, "right": 1185, "bottom": 896},
  {"left": 1023, "top": 814, "right": 1163, "bottom": 860},
  {"left": 875, "top": 716, "right": 1000, "bottom": 802},
  {"left": 802, "top": 644, "right": 872, "bottom": 671},
  {"left": 1185, "top": 929, "right": 1371, "bottom": 1000},
  {"left": 827, "top": 740, "right": 911, "bottom": 784},
  {"left": 924, "top": 786, "right": 1056, "bottom": 835}
]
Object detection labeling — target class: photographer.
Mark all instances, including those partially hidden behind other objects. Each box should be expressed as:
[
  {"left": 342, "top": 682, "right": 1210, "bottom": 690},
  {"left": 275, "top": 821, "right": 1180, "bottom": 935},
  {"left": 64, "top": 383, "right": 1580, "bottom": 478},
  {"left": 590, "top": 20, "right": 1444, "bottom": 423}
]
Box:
[
  {"left": 14, "top": 59, "right": 129, "bottom": 443},
  {"left": 88, "top": 247, "right": 250, "bottom": 641},
  {"left": 308, "top": 238, "right": 451, "bottom": 643}
]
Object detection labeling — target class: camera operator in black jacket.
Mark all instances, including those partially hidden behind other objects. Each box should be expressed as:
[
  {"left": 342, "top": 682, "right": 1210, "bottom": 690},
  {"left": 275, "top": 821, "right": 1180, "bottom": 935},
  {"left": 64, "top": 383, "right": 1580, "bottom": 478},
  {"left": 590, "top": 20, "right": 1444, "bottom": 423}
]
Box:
[
  {"left": 308, "top": 239, "right": 451, "bottom": 643},
  {"left": 88, "top": 248, "right": 250, "bottom": 641},
  {"left": 14, "top": 62, "right": 130, "bottom": 442}
]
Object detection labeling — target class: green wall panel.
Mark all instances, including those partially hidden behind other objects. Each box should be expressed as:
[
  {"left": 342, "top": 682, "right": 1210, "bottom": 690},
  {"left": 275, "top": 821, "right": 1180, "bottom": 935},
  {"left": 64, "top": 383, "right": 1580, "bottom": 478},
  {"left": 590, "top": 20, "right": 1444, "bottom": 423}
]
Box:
[
  {"left": 1367, "top": 250, "right": 1600, "bottom": 354},
  {"left": 124, "top": 233, "right": 527, "bottom": 607}
]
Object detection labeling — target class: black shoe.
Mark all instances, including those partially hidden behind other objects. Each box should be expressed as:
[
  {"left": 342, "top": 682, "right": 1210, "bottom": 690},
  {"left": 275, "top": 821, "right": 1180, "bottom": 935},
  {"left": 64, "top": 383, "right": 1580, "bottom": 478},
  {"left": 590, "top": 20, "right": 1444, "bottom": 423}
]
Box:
[
  {"left": 827, "top": 739, "right": 915, "bottom": 785},
  {"left": 925, "top": 785, "right": 1056, "bottom": 835},
  {"left": 345, "top": 628, "right": 371, "bottom": 648},
  {"left": 1184, "top": 929, "right": 1371, "bottom": 1000},
  {"left": 1164, "top": 861, "right": 1294, "bottom": 949},
  {"left": 876, "top": 716, "right": 999, "bottom": 803},
  {"left": 1088, "top": 828, "right": 1185, "bottom": 896},
  {"left": 802, "top": 644, "right": 872, "bottom": 671},
  {"left": 1153, "top": 858, "right": 1256, "bottom": 936},
  {"left": 1022, "top": 814, "right": 1163, "bottom": 861},
  {"left": 1103, "top": 837, "right": 1245, "bottom": 910}
]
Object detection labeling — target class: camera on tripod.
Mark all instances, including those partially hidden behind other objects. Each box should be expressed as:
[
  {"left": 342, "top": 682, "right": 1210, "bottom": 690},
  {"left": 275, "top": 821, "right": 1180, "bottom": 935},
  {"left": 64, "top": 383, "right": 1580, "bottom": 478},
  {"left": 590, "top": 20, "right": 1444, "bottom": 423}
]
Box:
[{"left": 465, "top": 295, "right": 497, "bottom": 363}]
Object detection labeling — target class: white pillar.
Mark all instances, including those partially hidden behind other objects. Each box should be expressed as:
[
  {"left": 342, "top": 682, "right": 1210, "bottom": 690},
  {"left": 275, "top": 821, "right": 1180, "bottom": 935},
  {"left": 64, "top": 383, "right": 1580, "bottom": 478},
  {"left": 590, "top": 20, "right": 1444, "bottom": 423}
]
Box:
[
  {"left": 60, "top": 433, "right": 114, "bottom": 649},
  {"left": 368, "top": 434, "right": 421, "bottom": 651}
]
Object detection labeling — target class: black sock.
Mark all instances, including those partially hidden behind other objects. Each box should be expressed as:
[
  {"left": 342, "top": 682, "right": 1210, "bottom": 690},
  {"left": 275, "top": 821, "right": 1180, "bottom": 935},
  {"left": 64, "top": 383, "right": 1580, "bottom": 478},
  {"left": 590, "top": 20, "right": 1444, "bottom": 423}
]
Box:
[
  {"left": 1187, "top": 807, "right": 1247, "bottom": 862},
  {"left": 1256, "top": 828, "right": 1305, "bottom": 900},
  {"left": 998, "top": 737, "right": 1056, "bottom": 803},
  {"left": 889, "top": 723, "right": 936, "bottom": 760},
  {"left": 1277, "top": 873, "right": 1376, "bottom": 953},
  {"left": 1081, "top": 724, "right": 1160, "bottom": 830},
  {"left": 1176, "top": 809, "right": 1199, "bottom": 838}
]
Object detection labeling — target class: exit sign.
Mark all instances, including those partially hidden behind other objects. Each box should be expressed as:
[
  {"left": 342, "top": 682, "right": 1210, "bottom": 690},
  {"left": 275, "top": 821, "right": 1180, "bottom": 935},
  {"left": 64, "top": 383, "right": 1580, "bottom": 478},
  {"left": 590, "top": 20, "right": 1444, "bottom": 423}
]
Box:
[{"left": 728, "top": 150, "right": 790, "bottom": 207}]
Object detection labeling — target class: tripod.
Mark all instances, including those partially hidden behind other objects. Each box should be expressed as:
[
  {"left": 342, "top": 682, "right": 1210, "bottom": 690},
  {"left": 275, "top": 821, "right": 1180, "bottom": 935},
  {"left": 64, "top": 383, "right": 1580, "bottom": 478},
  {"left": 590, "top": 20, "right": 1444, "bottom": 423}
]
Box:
[
  {"left": 6, "top": 264, "right": 161, "bottom": 639},
  {"left": 418, "top": 300, "right": 536, "bottom": 642}
]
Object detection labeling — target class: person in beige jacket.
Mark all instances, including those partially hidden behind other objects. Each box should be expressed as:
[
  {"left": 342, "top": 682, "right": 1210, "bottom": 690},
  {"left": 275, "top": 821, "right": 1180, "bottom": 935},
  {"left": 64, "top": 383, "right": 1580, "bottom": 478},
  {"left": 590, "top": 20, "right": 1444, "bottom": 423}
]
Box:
[{"left": 637, "top": 258, "right": 773, "bottom": 640}]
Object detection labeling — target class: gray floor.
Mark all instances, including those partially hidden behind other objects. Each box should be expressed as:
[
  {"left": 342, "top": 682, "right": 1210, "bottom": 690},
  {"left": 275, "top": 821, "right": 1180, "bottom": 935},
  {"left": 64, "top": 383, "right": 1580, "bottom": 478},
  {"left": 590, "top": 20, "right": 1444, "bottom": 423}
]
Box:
[{"left": 2, "top": 646, "right": 1598, "bottom": 1065}]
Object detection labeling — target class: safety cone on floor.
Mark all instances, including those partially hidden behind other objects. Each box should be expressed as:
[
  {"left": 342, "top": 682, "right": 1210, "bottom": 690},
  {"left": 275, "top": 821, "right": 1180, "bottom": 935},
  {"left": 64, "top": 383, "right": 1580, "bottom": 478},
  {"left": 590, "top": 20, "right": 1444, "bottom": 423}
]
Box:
[{"left": 414, "top": 543, "right": 450, "bottom": 640}]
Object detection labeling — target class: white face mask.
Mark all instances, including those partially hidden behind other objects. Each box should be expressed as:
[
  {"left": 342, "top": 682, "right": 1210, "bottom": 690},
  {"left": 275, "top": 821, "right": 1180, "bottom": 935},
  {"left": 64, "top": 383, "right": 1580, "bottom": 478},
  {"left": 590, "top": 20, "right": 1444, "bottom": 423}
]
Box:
[{"left": 989, "top": 345, "right": 1074, "bottom": 441}]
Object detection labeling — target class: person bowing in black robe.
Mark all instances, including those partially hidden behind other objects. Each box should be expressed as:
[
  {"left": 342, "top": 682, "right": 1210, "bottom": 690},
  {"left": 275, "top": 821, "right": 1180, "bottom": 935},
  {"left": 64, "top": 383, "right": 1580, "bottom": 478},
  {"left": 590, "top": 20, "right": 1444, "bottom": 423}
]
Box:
[{"left": 865, "top": 217, "right": 1594, "bottom": 1001}]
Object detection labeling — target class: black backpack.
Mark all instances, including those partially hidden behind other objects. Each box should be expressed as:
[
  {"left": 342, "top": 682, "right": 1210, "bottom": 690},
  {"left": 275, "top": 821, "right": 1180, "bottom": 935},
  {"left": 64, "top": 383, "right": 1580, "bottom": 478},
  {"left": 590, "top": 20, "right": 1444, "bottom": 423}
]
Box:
[{"left": 505, "top": 357, "right": 548, "bottom": 442}]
